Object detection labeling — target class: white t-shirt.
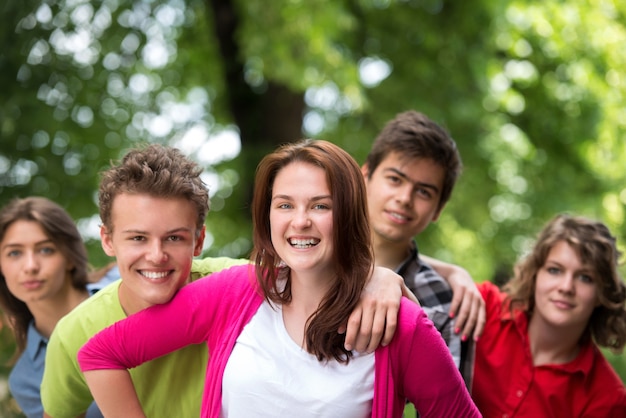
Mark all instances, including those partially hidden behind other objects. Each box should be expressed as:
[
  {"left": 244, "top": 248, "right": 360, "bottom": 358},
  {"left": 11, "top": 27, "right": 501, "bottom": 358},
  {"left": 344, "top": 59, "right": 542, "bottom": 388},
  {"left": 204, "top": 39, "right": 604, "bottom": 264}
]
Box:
[{"left": 222, "top": 301, "right": 375, "bottom": 417}]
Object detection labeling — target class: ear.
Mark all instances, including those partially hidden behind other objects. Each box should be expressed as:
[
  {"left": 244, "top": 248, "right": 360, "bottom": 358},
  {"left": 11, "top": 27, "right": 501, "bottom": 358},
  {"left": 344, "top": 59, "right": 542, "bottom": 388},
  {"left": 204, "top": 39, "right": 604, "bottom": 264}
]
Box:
[
  {"left": 193, "top": 225, "right": 206, "bottom": 257},
  {"left": 361, "top": 163, "right": 370, "bottom": 179},
  {"left": 100, "top": 225, "right": 116, "bottom": 257},
  {"left": 431, "top": 202, "right": 447, "bottom": 223}
]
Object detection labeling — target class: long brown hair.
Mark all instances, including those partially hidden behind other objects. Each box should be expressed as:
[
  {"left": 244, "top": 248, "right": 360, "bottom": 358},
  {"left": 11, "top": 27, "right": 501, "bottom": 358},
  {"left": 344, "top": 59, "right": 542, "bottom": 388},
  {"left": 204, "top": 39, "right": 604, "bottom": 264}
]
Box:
[
  {"left": 251, "top": 139, "right": 373, "bottom": 363},
  {"left": 0, "top": 197, "right": 89, "bottom": 357},
  {"left": 504, "top": 214, "right": 626, "bottom": 352}
]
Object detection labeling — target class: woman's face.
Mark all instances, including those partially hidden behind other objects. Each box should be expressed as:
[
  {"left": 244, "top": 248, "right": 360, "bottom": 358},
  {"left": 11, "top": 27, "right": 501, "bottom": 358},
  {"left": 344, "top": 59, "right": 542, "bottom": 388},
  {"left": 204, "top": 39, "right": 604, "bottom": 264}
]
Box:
[
  {"left": 269, "top": 162, "right": 335, "bottom": 280},
  {"left": 533, "top": 240, "right": 599, "bottom": 333},
  {"left": 0, "top": 220, "right": 73, "bottom": 305}
]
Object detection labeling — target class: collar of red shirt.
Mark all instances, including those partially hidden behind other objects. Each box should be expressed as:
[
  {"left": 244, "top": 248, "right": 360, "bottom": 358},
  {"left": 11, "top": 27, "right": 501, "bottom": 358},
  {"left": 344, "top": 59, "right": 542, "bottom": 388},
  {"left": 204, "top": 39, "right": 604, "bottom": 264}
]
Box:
[{"left": 499, "top": 303, "right": 596, "bottom": 377}]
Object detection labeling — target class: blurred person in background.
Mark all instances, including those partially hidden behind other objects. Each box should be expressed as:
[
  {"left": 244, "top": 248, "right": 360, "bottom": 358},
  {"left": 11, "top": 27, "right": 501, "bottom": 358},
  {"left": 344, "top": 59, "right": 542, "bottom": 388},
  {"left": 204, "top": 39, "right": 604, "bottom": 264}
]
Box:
[
  {"left": 0, "top": 197, "right": 117, "bottom": 417},
  {"left": 473, "top": 214, "right": 626, "bottom": 417}
]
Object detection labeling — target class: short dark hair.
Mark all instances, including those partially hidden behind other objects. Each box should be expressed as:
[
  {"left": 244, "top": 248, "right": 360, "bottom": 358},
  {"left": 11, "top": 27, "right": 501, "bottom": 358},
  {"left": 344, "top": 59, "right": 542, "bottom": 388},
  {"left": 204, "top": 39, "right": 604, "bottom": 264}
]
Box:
[{"left": 365, "top": 110, "right": 462, "bottom": 211}]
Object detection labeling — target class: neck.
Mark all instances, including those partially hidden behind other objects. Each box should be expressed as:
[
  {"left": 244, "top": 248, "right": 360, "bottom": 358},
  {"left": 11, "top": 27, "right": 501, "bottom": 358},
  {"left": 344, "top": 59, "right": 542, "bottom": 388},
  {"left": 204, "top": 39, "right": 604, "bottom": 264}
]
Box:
[
  {"left": 528, "top": 314, "right": 583, "bottom": 366},
  {"left": 371, "top": 233, "right": 410, "bottom": 270},
  {"left": 288, "top": 270, "right": 330, "bottom": 312},
  {"left": 29, "top": 287, "right": 89, "bottom": 339},
  {"left": 282, "top": 270, "right": 332, "bottom": 348}
]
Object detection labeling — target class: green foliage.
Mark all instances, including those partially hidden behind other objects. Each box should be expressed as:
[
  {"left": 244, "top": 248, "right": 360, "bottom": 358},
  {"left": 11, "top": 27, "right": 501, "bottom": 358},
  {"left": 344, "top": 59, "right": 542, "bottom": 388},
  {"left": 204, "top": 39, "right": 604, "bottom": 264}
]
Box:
[{"left": 1, "top": 0, "right": 625, "bottom": 412}]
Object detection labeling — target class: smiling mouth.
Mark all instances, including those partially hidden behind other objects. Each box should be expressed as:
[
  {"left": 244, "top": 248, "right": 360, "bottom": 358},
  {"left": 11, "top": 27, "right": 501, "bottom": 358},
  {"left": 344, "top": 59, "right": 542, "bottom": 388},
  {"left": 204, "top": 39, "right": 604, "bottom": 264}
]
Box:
[
  {"left": 552, "top": 300, "right": 575, "bottom": 309},
  {"left": 387, "top": 211, "right": 410, "bottom": 222},
  {"left": 139, "top": 270, "right": 171, "bottom": 280},
  {"left": 288, "top": 238, "right": 320, "bottom": 249}
]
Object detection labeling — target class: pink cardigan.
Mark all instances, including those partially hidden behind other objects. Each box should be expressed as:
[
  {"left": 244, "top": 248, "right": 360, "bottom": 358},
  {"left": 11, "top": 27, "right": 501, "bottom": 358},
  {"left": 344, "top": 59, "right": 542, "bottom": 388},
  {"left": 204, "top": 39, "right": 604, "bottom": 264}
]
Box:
[{"left": 79, "top": 264, "right": 479, "bottom": 417}]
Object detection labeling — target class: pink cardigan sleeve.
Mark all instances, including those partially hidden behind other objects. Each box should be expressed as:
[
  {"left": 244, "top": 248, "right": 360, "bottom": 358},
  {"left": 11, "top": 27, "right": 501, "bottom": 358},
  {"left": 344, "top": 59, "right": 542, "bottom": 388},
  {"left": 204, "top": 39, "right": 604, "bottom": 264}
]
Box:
[
  {"left": 375, "top": 298, "right": 481, "bottom": 417},
  {"left": 78, "top": 264, "right": 255, "bottom": 372}
]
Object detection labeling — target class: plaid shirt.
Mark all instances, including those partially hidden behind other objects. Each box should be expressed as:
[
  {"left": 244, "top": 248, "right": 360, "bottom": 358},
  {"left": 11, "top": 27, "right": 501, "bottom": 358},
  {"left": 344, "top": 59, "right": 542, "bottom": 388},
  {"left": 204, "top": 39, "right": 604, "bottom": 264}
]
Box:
[{"left": 395, "top": 240, "right": 475, "bottom": 390}]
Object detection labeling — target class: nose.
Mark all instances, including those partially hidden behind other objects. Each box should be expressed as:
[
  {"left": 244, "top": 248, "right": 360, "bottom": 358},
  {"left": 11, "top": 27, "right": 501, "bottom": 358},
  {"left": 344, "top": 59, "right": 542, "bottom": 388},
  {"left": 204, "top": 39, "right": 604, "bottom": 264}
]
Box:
[
  {"left": 557, "top": 273, "right": 575, "bottom": 294},
  {"left": 23, "top": 251, "right": 40, "bottom": 273},
  {"left": 146, "top": 240, "right": 168, "bottom": 264},
  {"left": 395, "top": 184, "right": 413, "bottom": 207},
  {"left": 292, "top": 209, "right": 312, "bottom": 229}
]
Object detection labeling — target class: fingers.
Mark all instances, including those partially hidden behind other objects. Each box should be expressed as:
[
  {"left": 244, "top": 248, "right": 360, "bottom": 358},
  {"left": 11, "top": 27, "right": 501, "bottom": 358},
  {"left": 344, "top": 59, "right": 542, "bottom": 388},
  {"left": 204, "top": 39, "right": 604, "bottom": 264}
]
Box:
[
  {"left": 342, "top": 293, "right": 400, "bottom": 353},
  {"left": 448, "top": 285, "right": 465, "bottom": 321},
  {"left": 452, "top": 290, "right": 471, "bottom": 338},
  {"left": 343, "top": 266, "right": 404, "bottom": 352},
  {"left": 380, "top": 304, "right": 398, "bottom": 347},
  {"left": 343, "top": 306, "right": 362, "bottom": 352},
  {"left": 452, "top": 289, "right": 485, "bottom": 342},
  {"left": 346, "top": 296, "right": 378, "bottom": 353},
  {"left": 472, "top": 298, "right": 486, "bottom": 341}
]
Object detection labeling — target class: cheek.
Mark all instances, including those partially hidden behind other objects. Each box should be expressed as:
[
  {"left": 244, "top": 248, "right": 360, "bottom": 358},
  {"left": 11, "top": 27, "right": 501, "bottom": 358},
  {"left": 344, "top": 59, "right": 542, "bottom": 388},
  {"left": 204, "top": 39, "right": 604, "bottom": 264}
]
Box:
[
  {"left": 533, "top": 273, "right": 550, "bottom": 294},
  {"left": 52, "top": 259, "right": 72, "bottom": 279},
  {"left": 269, "top": 216, "right": 283, "bottom": 239},
  {"left": 583, "top": 288, "right": 600, "bottom": 309}
]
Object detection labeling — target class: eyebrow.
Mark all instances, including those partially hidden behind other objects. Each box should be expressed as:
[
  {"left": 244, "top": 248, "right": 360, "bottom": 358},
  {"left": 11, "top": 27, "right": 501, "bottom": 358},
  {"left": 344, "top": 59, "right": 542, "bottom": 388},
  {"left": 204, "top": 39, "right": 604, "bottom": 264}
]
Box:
[
  {"left": 1, "top": 238, "right": 55, "bottom": 249},
  {"left": 120, "top": 227, "right": 194, "bottom": 235},
  {"left": 272, "top": 194, "right": 332, "bottom": 202},
  {"left": 383, "top": 167, "right": 440, "bottom": 194}
]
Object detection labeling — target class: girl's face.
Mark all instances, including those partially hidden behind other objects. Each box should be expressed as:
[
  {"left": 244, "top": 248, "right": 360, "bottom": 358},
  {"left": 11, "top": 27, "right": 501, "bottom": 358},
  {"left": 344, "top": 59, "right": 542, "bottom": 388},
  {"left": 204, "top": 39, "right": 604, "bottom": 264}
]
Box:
[
  {"left": 270, "top": 162, "right": 335, "bottom": 280},
  {"left": 533, "top": 240, "right": 600, "bottom": 333},
  {"left": 0, "top": 220, "right": 73, "bottom": 305}
]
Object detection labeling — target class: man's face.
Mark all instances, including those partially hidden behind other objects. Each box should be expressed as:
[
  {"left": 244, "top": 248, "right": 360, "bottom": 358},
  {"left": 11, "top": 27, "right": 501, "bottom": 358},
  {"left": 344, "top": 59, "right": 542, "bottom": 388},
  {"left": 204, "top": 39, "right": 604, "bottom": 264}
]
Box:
[
  {"left": 101, "top": 193, "right": 205, "bottom": 315},
  {"left": 362, "top": 152, "right": 445, "bottom": 246}
]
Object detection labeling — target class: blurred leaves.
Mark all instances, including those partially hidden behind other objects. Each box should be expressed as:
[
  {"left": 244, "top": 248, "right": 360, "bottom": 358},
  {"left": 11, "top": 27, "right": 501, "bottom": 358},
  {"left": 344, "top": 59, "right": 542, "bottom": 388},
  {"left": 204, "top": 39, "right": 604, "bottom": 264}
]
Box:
[{"left": 1, "top": 1, "right": 625, "bottom": 402}]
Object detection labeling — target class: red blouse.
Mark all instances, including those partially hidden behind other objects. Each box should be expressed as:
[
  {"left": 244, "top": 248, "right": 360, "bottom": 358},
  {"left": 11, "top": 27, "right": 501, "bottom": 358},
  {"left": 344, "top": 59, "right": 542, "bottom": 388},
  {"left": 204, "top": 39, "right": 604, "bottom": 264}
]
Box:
[{"left": 473, "top": 282, "right": 626, "bottom": 418}]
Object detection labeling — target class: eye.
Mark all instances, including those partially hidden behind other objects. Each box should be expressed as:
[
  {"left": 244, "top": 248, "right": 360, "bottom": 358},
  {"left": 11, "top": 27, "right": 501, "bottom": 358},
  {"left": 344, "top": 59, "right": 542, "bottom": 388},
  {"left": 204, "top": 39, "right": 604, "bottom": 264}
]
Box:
[
  {"left": 414, "top": 187, "right": 432, "bottom": 199},
  {"left": 313, "top": 203, "right": 330, "bottom": 210},
  {"left": 546, "top": 266, "right": 561, "bottom": 275},
  {"left": 131, "top": 235, "right": 146, "bottom": 242},
  {"left": 167, "top": 235, "right": 183, "bottom": 242},
  {"left": 277, "top": 203, "right": 292, "bottom": 209},
  {"left": 6, "top": 249, "right": 21, "bottom": 258},
  {"left": 578, "top": 274, "right": 594, "bottom": 284},
  {"left": 387, "top": 175, "right": 401, "bottom": 185},
  {"left": 39, "top": 246, "right": 56, "bottom": 255}
]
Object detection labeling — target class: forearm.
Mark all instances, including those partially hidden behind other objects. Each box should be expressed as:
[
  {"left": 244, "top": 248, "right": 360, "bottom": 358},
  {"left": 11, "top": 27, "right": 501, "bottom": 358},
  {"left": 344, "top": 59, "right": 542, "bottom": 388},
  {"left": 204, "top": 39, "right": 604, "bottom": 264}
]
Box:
[
  {"left": 83, "top": 369, "right": 145, "bottom": 417},
  {"left": 421, "top": 254, "right": 486, "bottom": 340},
  {"left": 421, "top": 254, "right": 470, "bottom": 281}
]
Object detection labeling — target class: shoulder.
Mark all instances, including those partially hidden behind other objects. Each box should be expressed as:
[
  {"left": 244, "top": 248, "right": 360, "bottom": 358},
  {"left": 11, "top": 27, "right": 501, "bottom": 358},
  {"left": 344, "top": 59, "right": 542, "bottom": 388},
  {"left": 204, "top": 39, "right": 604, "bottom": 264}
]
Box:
[
  {"left": 191, "top": 257, "right": 249, "bottom": 280},
  {"left": 51, "top": 281, "right": 124, "bottom": 347},
  {"left": 394, "top": 298, "right": 443, "bottom": 346},
  {"left": 477, "top": 281, "right": 500, "bottom": 299},
  {"left": 587, "top": 347, "right": 626, "bottom": 392},
  {"left": 584, "top": 355, "right": 626, "bottom": 415},
  {"left": 182, "top": 264, "right": 258, "bottom": 302}
]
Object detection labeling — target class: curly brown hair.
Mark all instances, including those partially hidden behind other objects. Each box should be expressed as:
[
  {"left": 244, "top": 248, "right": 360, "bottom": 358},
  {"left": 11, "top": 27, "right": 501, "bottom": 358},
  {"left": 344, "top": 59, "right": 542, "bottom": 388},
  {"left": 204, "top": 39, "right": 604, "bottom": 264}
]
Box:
[
  {"left": 98, "top": 143, "right": 209, "bottom": 235},
  {"left": 504, "top": 214, "right": 626, "bottom": 352}
]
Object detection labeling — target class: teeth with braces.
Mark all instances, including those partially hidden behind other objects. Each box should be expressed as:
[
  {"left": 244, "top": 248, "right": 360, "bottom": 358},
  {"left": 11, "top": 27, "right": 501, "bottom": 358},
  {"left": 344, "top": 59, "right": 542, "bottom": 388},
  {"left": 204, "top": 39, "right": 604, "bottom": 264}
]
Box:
[{"left": 289, "top": 238, "right": 319, "bottom": 248}]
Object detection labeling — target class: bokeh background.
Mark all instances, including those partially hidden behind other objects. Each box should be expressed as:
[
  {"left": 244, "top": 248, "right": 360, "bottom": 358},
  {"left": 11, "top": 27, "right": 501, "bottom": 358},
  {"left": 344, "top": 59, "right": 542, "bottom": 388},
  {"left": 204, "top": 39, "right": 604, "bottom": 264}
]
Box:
[{"left": 1, "top": 0, "right": 625, "bottom": 415}]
